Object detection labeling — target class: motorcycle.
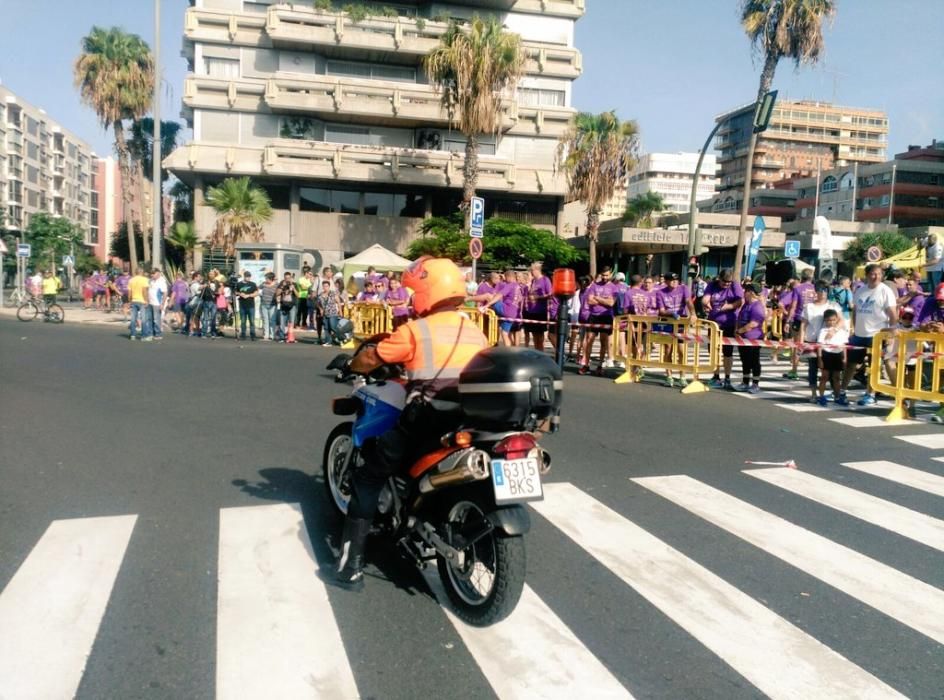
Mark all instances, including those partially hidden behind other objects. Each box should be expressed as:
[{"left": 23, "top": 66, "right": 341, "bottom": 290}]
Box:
[{"left": 323, "top": 343, "right": 562, "bottom": 626}]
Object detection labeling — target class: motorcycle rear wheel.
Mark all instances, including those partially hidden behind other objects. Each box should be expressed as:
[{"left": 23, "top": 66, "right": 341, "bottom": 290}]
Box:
[
  {"left": 436, "top": 498, "right": 525, "bottom": 627},
  {"left": 322, "top": 422, "right": 354, "bottom": 517}
]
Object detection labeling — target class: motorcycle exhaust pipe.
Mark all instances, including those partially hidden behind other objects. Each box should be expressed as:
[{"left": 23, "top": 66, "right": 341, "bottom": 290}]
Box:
[{"left": 419, "top": 450, "right": 490, "bottom": 493}]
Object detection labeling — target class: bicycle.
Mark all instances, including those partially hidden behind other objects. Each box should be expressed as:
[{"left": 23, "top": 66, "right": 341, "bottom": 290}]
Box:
[
  {"left": 7, "top": 287, "right": 28, "bottom": 306},
  {"left": 17, "top": 297, "right": 65, "bottom": 323}
]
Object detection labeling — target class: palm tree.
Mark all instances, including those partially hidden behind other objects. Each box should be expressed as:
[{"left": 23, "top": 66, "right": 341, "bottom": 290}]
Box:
[
  {"left": 425, "top": 17, "right": 524, "bottom": 224},
  {"left": 559, "top": 111, "right": 639, "bottom": 276},
  {"left": 127, "top": 119, "right": 182, "bottom": 263},
  {"left": 205, "top": 177, "right": 273, "bottom": 257},
  {"left": 623, "top": 191, "right": 666, "bottom": 228},
  {"left": 734, "top": 0, "right": 836, "bottom": 276},
  {"left": 166, "top": 221, "right": 199, "bottom": 274},
  {"left": 74, "top": 26, "right": 154, "bottom": 272}
]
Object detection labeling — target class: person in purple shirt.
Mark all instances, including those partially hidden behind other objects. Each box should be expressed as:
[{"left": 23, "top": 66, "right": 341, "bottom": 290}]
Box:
[
  {"left": 734, "top": 284, "right": 767, "bottom": 393},
  {"left": 579, "top": 266, "right": 618, "bottom": 375},
  {"left": 524, "top": 263, "right": 553, "bottom": 351},
  {"left": 784, "top": 270, "right": 816, "bottom": 380},
  {"left": 916, "top": 282, "right": 944, "bottom": 424},
  {"left": 898, "top": 277, "right": 925, "bottom": 322},
  {"left": 655, "top": 272, "right": 696, "bottom": 387},
  {"left": 496, "top": 269, "right": 524, "bottom": 346},
  {"left": 356, "top": 280, "right": 381, "bottom": 303},
  {"left": 169, "top": 272, "right": 190, "bottom": 331},
  {"left": 385, "top": 277, "right": 411, "bottom": 329},
  {"left": 702, "top": 269, "right": 744, "bottom": 390}
]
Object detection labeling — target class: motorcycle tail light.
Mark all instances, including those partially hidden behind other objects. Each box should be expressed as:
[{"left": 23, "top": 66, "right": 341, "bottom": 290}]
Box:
[
  {"left": 494, "top": 433, "right": 537, "bottom": 459},
  {"left": 454, "top": 431, "right": 472, "bottom": 447}
]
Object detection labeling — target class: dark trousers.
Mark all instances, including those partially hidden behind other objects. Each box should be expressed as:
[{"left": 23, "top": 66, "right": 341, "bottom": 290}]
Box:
[
  {"left": 240, "top": 305, "right": 256, "bottom": 338},
  {"left": 738, "top": 346, "right": 761, "bottom": 380},
  {"left": 297, "top": 298, "right": 308, "bottom": 328}
]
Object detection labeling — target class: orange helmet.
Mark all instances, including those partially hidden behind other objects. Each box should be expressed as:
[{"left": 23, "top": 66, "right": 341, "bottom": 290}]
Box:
[{"left": 402, "top": 256, "right": 465, "bottom": 316}]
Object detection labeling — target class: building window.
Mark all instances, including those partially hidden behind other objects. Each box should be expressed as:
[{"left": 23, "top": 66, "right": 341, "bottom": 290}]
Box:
[
  {"left": 280, "top": 116, "right": 321, "bottom": 141},
  {"left": 90, "top": 228, "right": 99, "bottom": 244},
  {"left": 879, "top": 194, "right": 890, "bottom": 206},
  {"left": 325, "top": 124, "right": 371, "bottom": 146},
  {"left": 203, "top": 56, "right": 240, "bottom": 78},
  {"left": 299, "top": 187, "right": 331, "bottom": 212},
  {"left": 517, "top": 88, "right": 566, "bottom": 107},
  {"left": 326, "top": 60, "right": 416, "bottom": 83},
  {"left": 821, "top": 175, "right": 838, "bottom": 193},
  {"left": 332, "top": 190, "right": 361, "bottom": 213}
]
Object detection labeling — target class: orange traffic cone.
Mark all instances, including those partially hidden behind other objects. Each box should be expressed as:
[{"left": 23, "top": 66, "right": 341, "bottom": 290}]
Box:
[{"left": 286, "top": 324, "right": 297, "bottom": 343}]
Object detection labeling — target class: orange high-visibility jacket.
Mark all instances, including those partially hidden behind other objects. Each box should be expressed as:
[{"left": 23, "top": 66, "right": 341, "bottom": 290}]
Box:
[{"left": 377, "top": 310, "right": 487, "bottom": 393}]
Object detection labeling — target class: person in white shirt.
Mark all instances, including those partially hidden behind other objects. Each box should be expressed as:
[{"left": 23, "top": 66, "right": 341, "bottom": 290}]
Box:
[
  {"left": 816, "top": 309, "right": 849, "bottom": 407},
  {"left": 925, "top": 233, "right": 943, "bottom": 291},
  {"left": 800, "top": 281, "right": 844, "bottom": 402},
  {"left": 145, "top": 269, "right": 169, "bottom": 340},
  {"left": 839, "top": 263, "right": 899, "bottom": 407}
]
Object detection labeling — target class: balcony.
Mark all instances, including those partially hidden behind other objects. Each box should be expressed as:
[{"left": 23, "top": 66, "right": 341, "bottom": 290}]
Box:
[
  {"left": 164, "top": 140, "right": 565, "bottom": 197},
  {"left": 511, "top": 0, "right": 586, "bottom": 18},
  {"left": 185, "top": 7, "right": 581, "bottom": 79}
]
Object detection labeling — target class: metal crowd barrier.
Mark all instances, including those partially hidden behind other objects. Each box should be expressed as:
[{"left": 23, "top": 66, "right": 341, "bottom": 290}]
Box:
[
  {"left": 870, "top": 330, "right": 944, "bottom": 422},
  {"left": 764, "top": 310, "right": 783, "bottom": 340},
  {"left": 459, "top": 307, "right": 501, "bottom": 347},
  {"left": 609, "top": 315, "right": 721, "bottom": 393},
  {"left": 342, "top": 301, "right": 393, "bottom": 348}
]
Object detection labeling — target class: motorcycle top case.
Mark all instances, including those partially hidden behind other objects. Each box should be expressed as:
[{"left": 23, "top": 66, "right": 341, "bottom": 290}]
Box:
[{"left": 458, "top": 347, "right": 562, "bottom": 428}]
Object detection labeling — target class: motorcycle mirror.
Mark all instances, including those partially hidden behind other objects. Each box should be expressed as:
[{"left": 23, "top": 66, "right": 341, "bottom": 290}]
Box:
[{"left": 326, "top": 353, "right": 352, "bottom": 370}]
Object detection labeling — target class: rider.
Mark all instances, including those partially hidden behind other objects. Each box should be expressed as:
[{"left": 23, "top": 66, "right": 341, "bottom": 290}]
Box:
[
  {"left": 329, "top": 256, "right": 489, "bottom": 591},
  {"left": 41, "top": 269, "right": 62, "bottom": 307}
]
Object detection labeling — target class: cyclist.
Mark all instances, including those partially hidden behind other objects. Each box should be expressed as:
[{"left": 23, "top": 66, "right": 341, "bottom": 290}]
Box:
[{"left": 41, "top": 270, "right": 62, "bottom": 308}]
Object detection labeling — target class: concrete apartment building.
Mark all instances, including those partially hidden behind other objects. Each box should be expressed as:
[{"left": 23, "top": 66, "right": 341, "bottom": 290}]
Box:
[
  {"left": 627, "top": 152, "right": 718, "bottom": 214},
  {"left": 0, "top": 85, "right": 95, "bottom": 242},
  {"left": 715, "top": 99, "right": 888, "bottom": 193},
  {"left": 165, "top": 0, "right": 584, "bottom": 264}
]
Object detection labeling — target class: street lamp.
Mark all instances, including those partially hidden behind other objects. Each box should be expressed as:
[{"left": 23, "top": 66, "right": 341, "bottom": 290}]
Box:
[{"left": 151, "top": 0, "right": 163, "bottom": 269}]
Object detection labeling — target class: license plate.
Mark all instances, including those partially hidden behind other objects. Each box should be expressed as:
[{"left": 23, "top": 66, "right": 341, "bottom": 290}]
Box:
[{"left": 491, "top": 458, "right": 543, "bottom": 504}]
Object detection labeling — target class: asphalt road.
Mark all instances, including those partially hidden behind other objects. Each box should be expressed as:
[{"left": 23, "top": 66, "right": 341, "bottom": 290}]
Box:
[{"left": 1, "top": 318, "right": 942, "bottom": 699}]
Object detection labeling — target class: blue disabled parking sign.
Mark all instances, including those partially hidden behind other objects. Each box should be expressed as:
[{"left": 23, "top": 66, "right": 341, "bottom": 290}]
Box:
[{"left": 784, "top": 240, "right": 801, "bottom": 258}]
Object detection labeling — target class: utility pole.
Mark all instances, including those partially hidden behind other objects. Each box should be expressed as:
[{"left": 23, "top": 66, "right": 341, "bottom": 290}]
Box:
[
  {"left": 685, "top": 120, "right": 724, "bottom": 285},
  {"left": 887, "top": 163, "right": 897, "bottom": 225},
  {"left": 151, "top": 0, "right": 162, "bottom": 269}
]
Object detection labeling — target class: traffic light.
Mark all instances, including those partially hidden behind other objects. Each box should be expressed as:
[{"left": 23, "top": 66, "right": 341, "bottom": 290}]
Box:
[
  {"left": 687, "top": 257, "right": 700, "bottom": 278},
  {"left": 752, "top": 90, "right": 778, "bottom": 134}
]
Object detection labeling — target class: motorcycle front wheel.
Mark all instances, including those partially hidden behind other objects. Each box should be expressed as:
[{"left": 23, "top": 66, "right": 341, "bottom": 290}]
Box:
[
  {"left": 436, "top": 497, "right": 525, "bottom": 627},
  {"left": 322, "top": 422, "right": 354, "bottom": 517}
]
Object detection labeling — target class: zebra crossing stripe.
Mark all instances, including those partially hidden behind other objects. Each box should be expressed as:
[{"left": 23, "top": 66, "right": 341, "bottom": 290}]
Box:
[
  {"left": 745, "top": 468, "right": 944, "bottom": 552},
  {"left": 841, "top": 461, "right": 944, "bottom": 499},
  {"left": 216, "top": 503, "right": 358, "bottom": 700},
  {"left": 533, "top": 484, "right": 902, "bottom": 699},
  {"left": 774, "top": 403, "right": 825, "bottom": 412},
  {"left": 0, "top": 514, "right": 137, "bottom": 700},
  {"left": 425, "top": 575, "right": 633, "bottom": 699},
  {"left": 830, "top": 416, "right": 905, "bottom": 428},
  {"left": 895, "top": 434, "right": 944, "bottom": 450},
  {"left": 634, "top": 475, "right": 944, "bottom": 645}
]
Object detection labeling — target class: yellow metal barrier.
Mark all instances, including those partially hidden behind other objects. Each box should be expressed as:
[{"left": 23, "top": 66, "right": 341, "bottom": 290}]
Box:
[
  {"left": 609, "top": 315, "right": 721, "bottom": 393},
  {"left": 342, "top": 302, "right": 392, "bottom": 348},
  {"left": 765, "top": 310, "right": 783, "bottom": 340},
  {"left": 460, "top": 306, "right": 501, "bottom": 347},
  {"left": 870, "top": 330, "right": 944, "bottom": 422}
]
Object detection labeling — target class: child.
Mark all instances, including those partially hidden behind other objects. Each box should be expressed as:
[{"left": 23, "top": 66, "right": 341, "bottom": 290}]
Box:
[{"left": 816, "top": 309, "right": 848, "bottom": 407}]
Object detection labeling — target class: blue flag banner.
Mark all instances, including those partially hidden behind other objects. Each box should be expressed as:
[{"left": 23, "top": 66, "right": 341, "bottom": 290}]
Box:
[{"left": 745, "top": 217, "right": 765, "bottom": 277}]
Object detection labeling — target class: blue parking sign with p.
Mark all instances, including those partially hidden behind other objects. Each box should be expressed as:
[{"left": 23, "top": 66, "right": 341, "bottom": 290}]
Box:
[{"left": 470, "top": 196, "right": 485, "bottom": 230}]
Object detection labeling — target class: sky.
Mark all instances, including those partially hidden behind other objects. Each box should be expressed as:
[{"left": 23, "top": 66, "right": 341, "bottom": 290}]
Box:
[{"left": 0, "top": 0, "right": 941, "bottom": 159}]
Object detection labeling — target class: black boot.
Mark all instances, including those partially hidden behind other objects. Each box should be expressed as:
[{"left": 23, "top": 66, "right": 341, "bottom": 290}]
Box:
[{"left": 329, "top": 517, "right": 371, "bottom": 592}]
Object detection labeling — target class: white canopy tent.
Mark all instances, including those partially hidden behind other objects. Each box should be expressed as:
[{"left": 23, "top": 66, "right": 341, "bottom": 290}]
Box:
[{"left": 342, "top": 244, "right": 412, "bottom": 278}]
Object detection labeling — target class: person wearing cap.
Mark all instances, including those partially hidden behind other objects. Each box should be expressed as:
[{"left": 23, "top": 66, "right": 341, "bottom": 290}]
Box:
[
  {"left": 924, "top": 233, "right": 942, "bottom": 291},
  {"left": 612, "top": 272, "right": 629, "bottom": 367},
  {"left": 734, "top": 284, "right": 766, "bottom": 393},
  {"left": 327, "top": 257, "right": 488, "bottom": 591},
  {"left": 235, "top": 271, "right": 259, "bottom": 341},
  {"left": 655, "top": 272, "right": 695, "bottom": 388},
  {"left": 703, "top": 269, "right": 744, "bottom": 390},
  {"left": 799, "top": 281, "right": 844, "bottom": 402}
]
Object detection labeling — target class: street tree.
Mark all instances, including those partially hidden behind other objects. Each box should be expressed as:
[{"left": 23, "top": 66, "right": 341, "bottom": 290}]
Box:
[
  {"left": 166, "top": 221, "right": 199, "bottom": 274},
  {"left": 205, "top": 177, "right": 273, "bottom": 257},
  {"left": 623, "top": 191, "right": 666, "bottom": 228},
  {"left": 407, "top": 214, "right": 585, "bottom": 271},
  {"left": 24, "top": 213, "right": 85, "bottom": 272},
  {"left": 127, "top": 118, "right": 182, "bottom": 263},
  {"left": 425, "top": 17, "right": 524, "bottom": 224},
  {"left": 74, "top": 26, "right": 154, "bottom": 273},
  {"left": 734, "top": 0, "right": 836, "bottom": 277},
  {"left": 559, "top": 111, "right": 639, "bottom": 276},
  {"left": 842, "top": 231, "right": 913, "bottom": 267}
]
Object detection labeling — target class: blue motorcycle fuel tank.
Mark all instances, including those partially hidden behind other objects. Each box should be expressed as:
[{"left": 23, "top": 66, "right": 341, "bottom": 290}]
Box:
[{"left": 352, "top": 381, "right": 406, "bottom": 447}]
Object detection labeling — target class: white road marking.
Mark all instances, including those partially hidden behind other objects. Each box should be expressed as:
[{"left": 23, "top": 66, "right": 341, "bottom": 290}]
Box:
[
  {"left": 775, "top": 403, "right": 826, "bottom": 412},
  {"left": 830, "top": 416, "right": 907, "bottom": 428},
  {"left": 216, "top": 503, "right": 358, "bottom": 700},
  {"left": 533, "top": 483, "right": 902, "bottom": 700},
  {"left": 745, "top": 468, "right": 944, "bottom": 551},
  {"left": 842, "top": 461, "right": 944, "bottom": 498},
  {"left": 426, "top": 574, "right": 632, "bottom": 699},
  {"left": 895, "top": 434, "right": 944, "bottom": 450},
  {"left": 935, "top": 457, "right": 944, "bottom": 464},
  {"left": 634, "top": 475, "right": 944, "bottom": 645},
  {"left": 0, "top": 514, "right": 138, "bottom": 700}
]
